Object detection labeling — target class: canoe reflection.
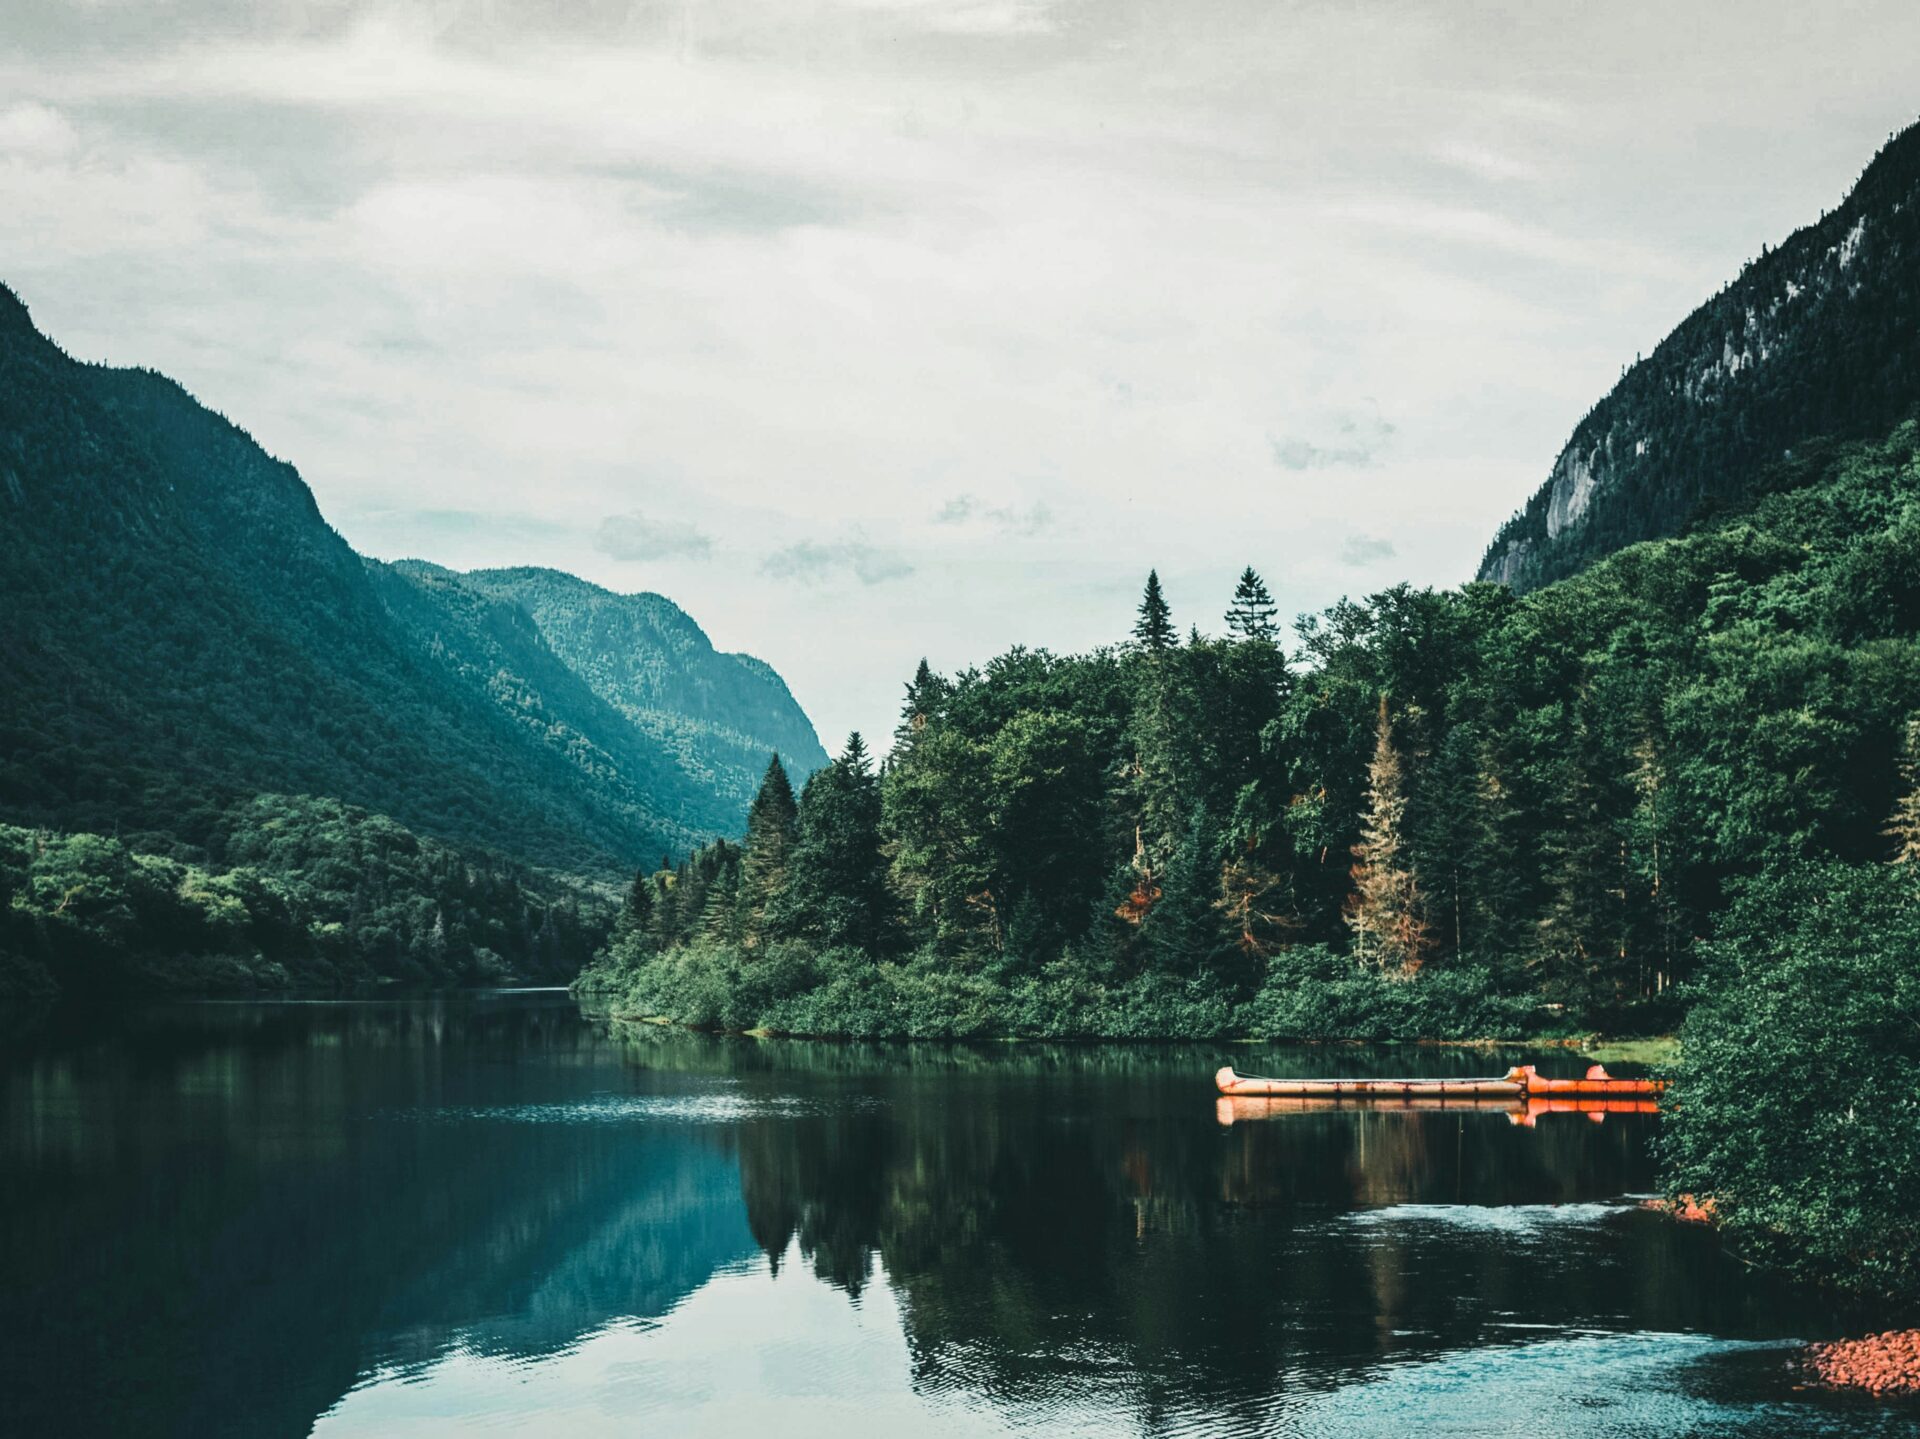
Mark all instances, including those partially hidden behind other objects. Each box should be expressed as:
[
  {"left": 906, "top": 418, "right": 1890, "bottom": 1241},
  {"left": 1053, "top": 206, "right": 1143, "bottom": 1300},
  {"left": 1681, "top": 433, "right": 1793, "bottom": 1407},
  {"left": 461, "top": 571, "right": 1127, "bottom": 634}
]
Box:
[{"left": 1216, "top": 1094, "right": 1662, "bottom": 1127}]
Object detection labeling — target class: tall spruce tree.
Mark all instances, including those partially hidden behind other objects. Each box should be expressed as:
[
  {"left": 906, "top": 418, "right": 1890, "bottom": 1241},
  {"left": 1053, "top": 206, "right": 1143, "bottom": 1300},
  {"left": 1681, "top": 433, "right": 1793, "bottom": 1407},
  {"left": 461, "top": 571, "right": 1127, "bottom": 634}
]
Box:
[
  {"left": 1225, "top": 566, "right": 1279, "bottom": 642},
  {"left": 613, "top": 864, "right": 656, "bottom": 947},
  {"left": 1133, "top": 570, "right": 1176, "bottom": 652},
  {"left": 892, "top": 659, "right": 949, "bottom": 756},
  {"left": 1346, "top": 695, "right": 1428, "bottom": 975},
  {"left": 700, "top": 841, "right": 743, "bottom": 944},
  {"left": 740, "top": 754, "right": 799, "bottom": 949},
  {"left": 779, "top": 733, "right": 896, "bottom": 952}
]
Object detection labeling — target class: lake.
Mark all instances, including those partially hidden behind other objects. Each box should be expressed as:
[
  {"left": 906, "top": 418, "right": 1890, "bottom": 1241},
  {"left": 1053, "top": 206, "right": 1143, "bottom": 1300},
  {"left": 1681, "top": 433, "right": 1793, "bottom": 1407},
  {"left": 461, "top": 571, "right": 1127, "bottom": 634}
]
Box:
[{"left": 1, "top": 991, "right": 1914, "bottom": 1438}]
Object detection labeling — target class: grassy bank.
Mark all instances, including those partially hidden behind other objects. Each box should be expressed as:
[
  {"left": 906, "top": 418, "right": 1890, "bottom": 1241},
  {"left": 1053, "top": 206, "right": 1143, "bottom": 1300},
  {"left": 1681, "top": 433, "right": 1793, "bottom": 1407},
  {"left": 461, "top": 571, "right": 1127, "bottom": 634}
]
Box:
[{"left": 572, "top": 939, "right": 1616, "bottom": 1043}]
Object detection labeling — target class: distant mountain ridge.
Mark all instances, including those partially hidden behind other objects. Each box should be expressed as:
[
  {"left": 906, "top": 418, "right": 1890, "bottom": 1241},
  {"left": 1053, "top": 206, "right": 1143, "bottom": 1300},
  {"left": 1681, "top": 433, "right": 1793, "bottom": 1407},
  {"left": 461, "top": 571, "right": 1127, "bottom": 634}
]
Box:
[
  {"left": 1479, "top": 118, "right": 1920, "bottom": 589},
  {"left": 376, "top": 561, "right": 827, "bottom": 821},
  {"left": 0, "top": 283, "right": 824, "bottom": 875}
]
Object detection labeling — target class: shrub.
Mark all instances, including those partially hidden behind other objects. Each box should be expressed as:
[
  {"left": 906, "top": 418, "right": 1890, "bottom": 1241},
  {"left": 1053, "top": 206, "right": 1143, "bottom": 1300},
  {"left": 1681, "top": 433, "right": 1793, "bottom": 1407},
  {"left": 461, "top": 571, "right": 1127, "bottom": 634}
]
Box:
[
  {"left": 1236, "top": 946, "right": 1541, "bottom": 1040},
  {"left": 1660, "top": 862, "right": 1920, "bottom": 1296}
]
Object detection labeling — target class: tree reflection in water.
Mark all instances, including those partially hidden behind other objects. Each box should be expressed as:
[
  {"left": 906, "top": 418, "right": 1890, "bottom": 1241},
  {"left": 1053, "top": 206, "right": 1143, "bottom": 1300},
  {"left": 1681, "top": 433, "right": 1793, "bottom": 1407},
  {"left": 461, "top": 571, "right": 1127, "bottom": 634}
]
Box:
[{"left": 0, "top": 1000, "right": 1899, "bottom": 1439}]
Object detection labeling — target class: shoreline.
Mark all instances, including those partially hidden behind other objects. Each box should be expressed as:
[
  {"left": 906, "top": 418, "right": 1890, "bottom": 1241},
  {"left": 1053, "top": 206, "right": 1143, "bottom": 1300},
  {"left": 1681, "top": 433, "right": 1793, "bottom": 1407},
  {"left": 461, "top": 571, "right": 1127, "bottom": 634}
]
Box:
[{"left": 584, "top": 1004, "right": 1678, "bottom": 1057}]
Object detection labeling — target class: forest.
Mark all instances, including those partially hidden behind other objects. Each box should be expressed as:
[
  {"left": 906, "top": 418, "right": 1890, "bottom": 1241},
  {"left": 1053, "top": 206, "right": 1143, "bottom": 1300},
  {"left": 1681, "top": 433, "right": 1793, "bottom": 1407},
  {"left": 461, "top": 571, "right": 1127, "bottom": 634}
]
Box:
[
  {"left": 0, "top": 794, "right": 610, "bottom": 1006},
  {"left": 580, "top": 418, "right": 1920, "bottom": 1041}
]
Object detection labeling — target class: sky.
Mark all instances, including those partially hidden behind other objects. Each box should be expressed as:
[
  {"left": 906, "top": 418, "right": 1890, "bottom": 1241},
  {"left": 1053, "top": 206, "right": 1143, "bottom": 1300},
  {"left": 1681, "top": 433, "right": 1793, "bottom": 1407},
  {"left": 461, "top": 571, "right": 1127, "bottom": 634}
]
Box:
[{"left": 5, "top": 2, "right": 1918, "bottom": 749}]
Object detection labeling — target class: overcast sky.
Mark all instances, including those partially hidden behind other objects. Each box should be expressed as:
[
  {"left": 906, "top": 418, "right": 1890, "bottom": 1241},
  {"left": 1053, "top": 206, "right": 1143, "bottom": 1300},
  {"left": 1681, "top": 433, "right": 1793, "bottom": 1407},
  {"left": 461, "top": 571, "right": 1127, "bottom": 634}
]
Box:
[{"left": 5, "top": 2, "right": 1917, "bottom": 748}]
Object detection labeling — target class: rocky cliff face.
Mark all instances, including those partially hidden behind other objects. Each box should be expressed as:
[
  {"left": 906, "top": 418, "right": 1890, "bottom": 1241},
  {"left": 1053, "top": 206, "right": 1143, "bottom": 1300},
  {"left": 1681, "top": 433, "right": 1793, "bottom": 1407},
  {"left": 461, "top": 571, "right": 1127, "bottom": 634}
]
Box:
[{"left": 1480, "top": 120, "right": 1920, "bottom": 590}]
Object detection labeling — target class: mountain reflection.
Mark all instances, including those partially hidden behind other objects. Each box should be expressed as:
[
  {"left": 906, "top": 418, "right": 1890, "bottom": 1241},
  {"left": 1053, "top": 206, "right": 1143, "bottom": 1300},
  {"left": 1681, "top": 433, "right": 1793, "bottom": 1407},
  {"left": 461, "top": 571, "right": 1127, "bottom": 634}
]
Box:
[{"left": 0, "top": 1000, "right": 757, "bottom": 1438}]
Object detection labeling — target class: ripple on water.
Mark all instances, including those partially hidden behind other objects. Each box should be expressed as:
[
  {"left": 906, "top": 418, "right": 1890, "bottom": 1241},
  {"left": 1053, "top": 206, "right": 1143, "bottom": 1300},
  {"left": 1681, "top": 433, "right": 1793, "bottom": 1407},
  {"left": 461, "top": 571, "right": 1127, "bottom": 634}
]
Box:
[
  {"left": 1283, "top": 1333, "right": 1916, "bottom": 1439},
  {"left": 1342, "top": 1201, "right": 1631, "bottom": 1240},
  {"left": 388, "top": 1091, "right": 883, "bottom": 1125}
]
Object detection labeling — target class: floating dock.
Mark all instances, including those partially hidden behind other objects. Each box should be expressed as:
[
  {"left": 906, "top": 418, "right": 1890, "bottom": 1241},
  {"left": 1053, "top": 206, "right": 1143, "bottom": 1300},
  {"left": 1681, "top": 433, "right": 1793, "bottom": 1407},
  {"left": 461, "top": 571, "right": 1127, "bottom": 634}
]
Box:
[{"left": 1214, "top": 1063, "right": 1664, "bottom": 1099}]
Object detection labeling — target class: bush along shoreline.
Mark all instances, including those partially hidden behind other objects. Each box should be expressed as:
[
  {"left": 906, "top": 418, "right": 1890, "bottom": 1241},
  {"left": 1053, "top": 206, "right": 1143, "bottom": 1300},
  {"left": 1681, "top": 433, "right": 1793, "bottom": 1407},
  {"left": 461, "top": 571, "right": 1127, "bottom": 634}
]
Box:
[
  {"left": 572, "top": 941, "right": 1561, "bottom": 1043},
  {"left": 1658, "top": 861, "right": 1920, "bottom": 1302}
]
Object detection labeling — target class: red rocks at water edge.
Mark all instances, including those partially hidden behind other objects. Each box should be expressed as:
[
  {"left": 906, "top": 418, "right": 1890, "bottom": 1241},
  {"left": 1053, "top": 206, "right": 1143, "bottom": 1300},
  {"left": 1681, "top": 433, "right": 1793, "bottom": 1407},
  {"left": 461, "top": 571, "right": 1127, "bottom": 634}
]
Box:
[{"left": 1804, "top": 1331, "right": 1920, "bottom": 1396}]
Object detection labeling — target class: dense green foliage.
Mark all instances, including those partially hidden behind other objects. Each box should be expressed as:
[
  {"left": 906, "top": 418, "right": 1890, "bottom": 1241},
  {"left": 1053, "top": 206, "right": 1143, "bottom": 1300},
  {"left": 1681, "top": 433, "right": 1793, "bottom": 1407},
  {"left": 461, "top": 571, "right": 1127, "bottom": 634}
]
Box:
[
  {"left": 0, "top": 284, "right": 821, "bottom": 881},
  {"left": 0, "top": 795, "right": 610, "bottom": 1006},
  {"left": 1481, "top": 121, "right": 1920, "bottom": 589},
  {"left": 581, "top": 419, "right": 1920, "bottom": 1040},
  {"left": 1661, "top": 862, "right": 1920, "bottom": 1297}
]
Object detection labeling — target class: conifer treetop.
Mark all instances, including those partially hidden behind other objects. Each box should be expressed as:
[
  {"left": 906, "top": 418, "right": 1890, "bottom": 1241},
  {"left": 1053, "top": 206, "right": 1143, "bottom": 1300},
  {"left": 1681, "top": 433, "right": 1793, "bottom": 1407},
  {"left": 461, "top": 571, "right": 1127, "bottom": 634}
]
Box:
[{"left": 1133, "top": 570, "right": 1176, "bottom": 652}]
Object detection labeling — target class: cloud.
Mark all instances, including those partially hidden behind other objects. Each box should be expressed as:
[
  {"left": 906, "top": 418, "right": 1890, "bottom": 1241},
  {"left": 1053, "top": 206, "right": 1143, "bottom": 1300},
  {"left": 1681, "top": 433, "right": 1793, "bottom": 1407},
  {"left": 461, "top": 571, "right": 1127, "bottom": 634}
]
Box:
[
  {"left": 1430, "top": 139, "right": 1539, "bottom": 184},
  {"left": 0, "top": 101, "right": 76, "bottom": 157},
  {"left": 932, "top": 493, "right": 1053, "bottom": 534},
  {"left": 826, "top": 0, "right": 1062, "bottom": 35},
  {"left": 12, "top": 0, "right": 1919, "bottom": 754},
  {"left": 1269, "top": 411, "right": 1397, "bottom": 473},
  {"left": 1270, "top": 437, "right": 1376, "bottom": 472},
  {"left": 762, "top": 532, "right": 913, "bottom": 586},
  {"left": 341, "top": 506, "right": 574, "bottom": 551},
  {"left": 593, "top": 511, "right": 715, "bottom": 562},
  {"left": 1339, "top": 534, "right": 1397, "bottom": 566}
]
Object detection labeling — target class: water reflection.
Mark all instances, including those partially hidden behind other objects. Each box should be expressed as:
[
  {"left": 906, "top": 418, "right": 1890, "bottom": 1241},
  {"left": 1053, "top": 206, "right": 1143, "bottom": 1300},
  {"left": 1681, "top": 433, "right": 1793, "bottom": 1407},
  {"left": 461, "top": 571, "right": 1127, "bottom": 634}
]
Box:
[{"left": 0, "top": 996, "right": 1913, "bottom": 1438}]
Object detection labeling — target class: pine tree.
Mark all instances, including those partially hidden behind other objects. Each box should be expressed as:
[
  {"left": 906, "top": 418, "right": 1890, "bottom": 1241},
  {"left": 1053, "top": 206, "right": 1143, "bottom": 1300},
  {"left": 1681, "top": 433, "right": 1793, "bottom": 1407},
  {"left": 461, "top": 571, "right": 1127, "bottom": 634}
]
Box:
[
  {"left": 1626, "top": 734, "right": 1680, "bottom": 997},
  {"left": 1133, "top": 570, "right": 1176, "bottom": 652},
  {"left": 778, "top": 732, "right": 896, "bottom": 952},
  {"left": 892, "top": 659, "right": 949, "bottom": 755},
  {"left": 1224, "top": 566, "right": 1279, "bottom": 642},
  {"left": 740, "top": 754, "right": 799, "bottom": 949},
  {"left": 610, "top": 863, "right": 658, "bottom": 957},
  {"left": 1890, "top": 715, "right": 1920, "bottom": 865},
  {"left": 701, "top": 842, "right": 743, "bottom": 944},
  {"left": 1346, "top": 695, "right": 1428, "bottom": 976}
]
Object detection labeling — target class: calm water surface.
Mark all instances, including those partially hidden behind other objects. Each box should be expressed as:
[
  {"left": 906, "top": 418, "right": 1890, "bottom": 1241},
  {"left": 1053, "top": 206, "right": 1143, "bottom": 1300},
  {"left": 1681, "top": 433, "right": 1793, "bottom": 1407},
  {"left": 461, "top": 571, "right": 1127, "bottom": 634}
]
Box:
[{"left": 2, "top": 992, "right": 1916, "bottom": 1438}]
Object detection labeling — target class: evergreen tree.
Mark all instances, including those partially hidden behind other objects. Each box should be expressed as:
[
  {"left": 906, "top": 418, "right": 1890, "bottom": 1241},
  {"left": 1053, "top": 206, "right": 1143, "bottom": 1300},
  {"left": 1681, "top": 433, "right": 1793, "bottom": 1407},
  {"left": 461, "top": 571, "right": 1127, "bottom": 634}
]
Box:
[
  {"left": 1224, "top": 566, "right": 1279, "bottom": 642},
  {"left": 739, "top": 754, "right": 799, "bottom": 949},
  {"left": 1133, "top": 570, "right": 1176, "bottom": 652},
  {"left": 779, "top": 733, "right": 896, "bottom": 952},
  {"left": 701, "top": 841, "right": 743, "bottom": 944},
  {"left": 613, "top": 864, "right": 656, "bottom": 945},
  {"left": 892, "top": 659, "right": 950, "bottom": 756},
  {"left": 1346, "top": 695, "right": 1428, "bottom": 975},
  {"left": 628, "top": 865, "right": 654, "bottom": 916},
  {"left": 1625, "top": 733, "right": 1680, "bottom": 996},
  {"left": 1890, "top": 715, "right": 1920, "bottom": 865}
]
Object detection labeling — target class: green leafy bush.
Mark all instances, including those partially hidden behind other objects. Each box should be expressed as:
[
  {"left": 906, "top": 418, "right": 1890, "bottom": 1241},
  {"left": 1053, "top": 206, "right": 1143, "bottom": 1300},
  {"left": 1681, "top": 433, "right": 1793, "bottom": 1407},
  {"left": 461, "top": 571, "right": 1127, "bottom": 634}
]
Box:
[{"left": 1660, "top": 862, "right": 1920, "bottom": 1296}]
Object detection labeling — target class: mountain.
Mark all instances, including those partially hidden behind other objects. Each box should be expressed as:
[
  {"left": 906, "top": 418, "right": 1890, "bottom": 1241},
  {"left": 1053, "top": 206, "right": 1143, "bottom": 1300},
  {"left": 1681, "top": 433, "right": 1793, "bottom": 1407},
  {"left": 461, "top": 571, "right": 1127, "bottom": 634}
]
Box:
[
  {"left": 1479, "top": 119, "right": 1920, "bottom": 590},
  {"left": 0, "top": 282, "right": 823, "bottom": 880},
  {"left": 391, "top": 564, "right": 828, "bottom": 812}
]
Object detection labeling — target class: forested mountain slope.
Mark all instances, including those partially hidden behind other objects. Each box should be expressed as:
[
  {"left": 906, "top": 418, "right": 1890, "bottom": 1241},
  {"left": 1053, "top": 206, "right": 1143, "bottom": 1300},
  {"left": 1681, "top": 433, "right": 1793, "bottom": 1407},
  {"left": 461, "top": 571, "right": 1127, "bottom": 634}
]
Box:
[
  {"left": 0, "top": 283, "right": 823, "bottom": 879},
  {"left": 1479, "top": 119, "right": 1920, "bottom": 590},
  {"left": 403, "top": 565, "right": 828, "bottom": 810}
]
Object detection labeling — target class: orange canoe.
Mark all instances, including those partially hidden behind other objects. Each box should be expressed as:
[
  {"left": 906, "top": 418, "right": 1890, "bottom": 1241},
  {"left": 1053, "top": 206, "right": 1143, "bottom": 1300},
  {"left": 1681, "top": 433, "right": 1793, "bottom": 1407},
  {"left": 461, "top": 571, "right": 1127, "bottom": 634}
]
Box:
[
  {"left": 1215, "top": 1063, "right": 1664, "bottom": 1098},
  {"left": 1215, "top": 1093, "right": 1660, "bottom": 1127}
]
